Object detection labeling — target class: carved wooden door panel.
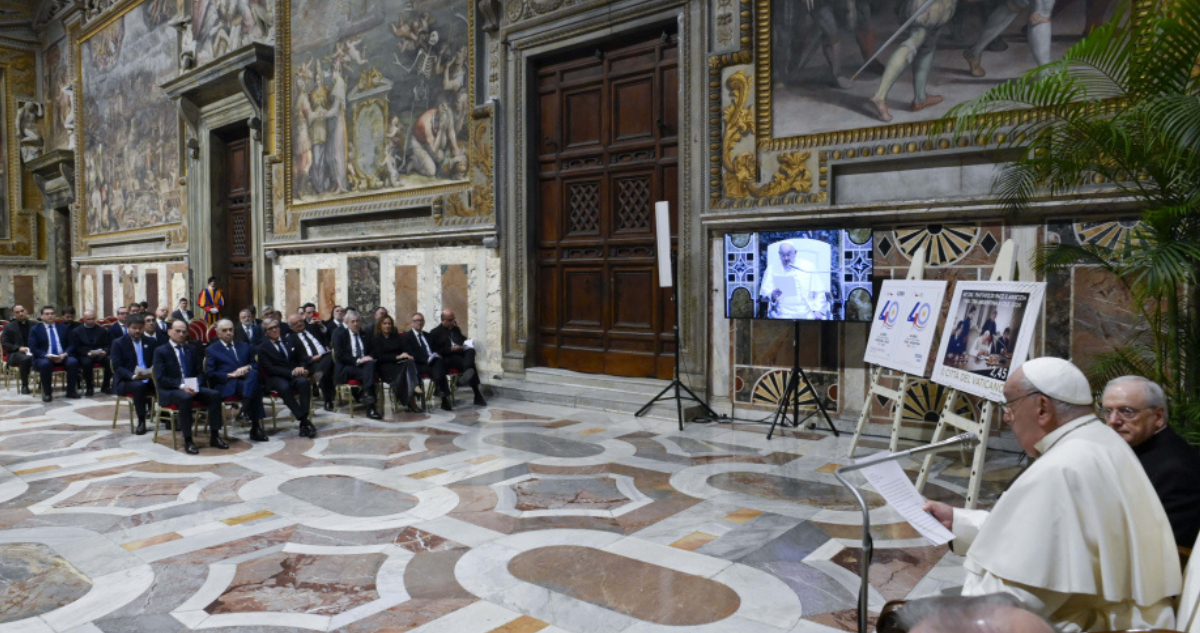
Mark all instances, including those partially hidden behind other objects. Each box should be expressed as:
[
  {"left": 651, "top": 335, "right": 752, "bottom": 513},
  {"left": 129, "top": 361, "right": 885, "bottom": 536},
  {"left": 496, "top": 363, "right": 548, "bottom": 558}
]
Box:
[
  {"left": 534, "top": 27, "right": 679, "bottom": 379},
  {"left": 225, "top": 138, "right": 253, "bottom": 314}
]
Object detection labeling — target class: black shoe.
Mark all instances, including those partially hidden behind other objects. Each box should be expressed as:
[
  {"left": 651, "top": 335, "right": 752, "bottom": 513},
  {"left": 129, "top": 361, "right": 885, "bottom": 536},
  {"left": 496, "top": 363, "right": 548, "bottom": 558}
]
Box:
[
  {"left": 135, "top": 420, "right": 147, "bottom": 435},
  {"left": 249, "top": 421, "right": 269, "bottom": 442},
  {"left": 42, "top": 393, "right": 51, "bottom": 402},
  {"left": 85, "top": 388, "right": 95, "bottom": 397},
  {"left": 441, "top": 397, "right": 452, "bottom": 411},
  {"left": 210, "top": 435, "right": 230, "bottom": 449},
  {"left": 300, "top": 421, "right": 317, "bottom": 438},
  {"left": 362, "top": 395, "right": 377, "bottom": 407},
  {"left": 66, "top": 390, "right": 81, "bottom": 399},
  {"left": 367, "top": 407, "right": 383, "bottom": 420},
  {"left": 185, "top": 440, "right": 200, "bottom": 455},
  {"left": 473, "top": 393, "right": 487, "bottom": 406},
  {"left": 459, "top": 368, "right": 476, "bottom": 385},
  {"left": 101, "top": 383, "right": 111, "bottom": 393},
  {"left": 19, "top": 385, "right": 30, "bottom": 395},
  {"left": 323, "top": 401, "right": 334, "bottom": 412}
]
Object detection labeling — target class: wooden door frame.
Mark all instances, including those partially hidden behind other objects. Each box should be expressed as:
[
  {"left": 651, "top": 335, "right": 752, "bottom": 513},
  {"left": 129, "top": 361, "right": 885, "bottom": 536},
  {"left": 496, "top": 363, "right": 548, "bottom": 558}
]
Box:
[{"left": 499, "top": 1, "right": 708, "bottom": 386}]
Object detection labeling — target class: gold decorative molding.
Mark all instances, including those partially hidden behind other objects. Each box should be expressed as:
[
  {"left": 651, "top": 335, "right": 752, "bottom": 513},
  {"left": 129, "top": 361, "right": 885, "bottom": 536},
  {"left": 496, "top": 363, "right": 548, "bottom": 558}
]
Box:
[{"left": 719, "top": 70, "right": 815, "bottom": 202}]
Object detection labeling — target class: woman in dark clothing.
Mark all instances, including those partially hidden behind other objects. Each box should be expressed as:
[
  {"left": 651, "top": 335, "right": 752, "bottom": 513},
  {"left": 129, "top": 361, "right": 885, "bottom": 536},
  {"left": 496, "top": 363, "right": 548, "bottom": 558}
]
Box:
[{"left": 371, "top": 316, "right": 422, "bottom": 412}]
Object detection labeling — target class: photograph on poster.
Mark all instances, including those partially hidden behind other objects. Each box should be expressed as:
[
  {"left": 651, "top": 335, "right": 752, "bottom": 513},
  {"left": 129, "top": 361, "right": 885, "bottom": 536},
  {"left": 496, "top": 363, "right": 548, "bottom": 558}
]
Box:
[
  {"left": 863, "top": 280, "right": 948, "bottom": 376},
  {"left": 932, "top": 281, "right": 1045, "bottom": 401}
]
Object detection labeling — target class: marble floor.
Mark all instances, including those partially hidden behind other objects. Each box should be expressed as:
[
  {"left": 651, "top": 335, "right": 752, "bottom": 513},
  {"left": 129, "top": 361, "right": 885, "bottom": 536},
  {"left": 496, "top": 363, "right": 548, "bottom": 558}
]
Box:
[{"left": 0, "top": 387, "right": 1023, "bottom": 633}]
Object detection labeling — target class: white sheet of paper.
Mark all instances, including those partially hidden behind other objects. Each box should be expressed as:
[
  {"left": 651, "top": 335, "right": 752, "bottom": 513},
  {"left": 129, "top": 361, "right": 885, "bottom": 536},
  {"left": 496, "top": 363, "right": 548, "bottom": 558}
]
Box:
[
  {"left": 856, "top": 457, "right": 955, "bottom": 546},
  {"left": 463, "top": 339, "right": 475, "bottom": 349},
  {"left": 183, "top": 377, "right": 199, "bottom": 391},
  {"left": 776, "top": 275, "right": 798, "bottom": 300}
]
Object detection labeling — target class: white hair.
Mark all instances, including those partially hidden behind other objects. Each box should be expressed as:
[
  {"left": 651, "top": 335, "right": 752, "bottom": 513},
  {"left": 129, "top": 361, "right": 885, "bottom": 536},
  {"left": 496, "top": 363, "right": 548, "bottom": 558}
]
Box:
[
  {"left": 1105, "top": 375, "right": 1168, "bottom": 419},
  {"left": 216, "top": 319, "right": 235, "bottom": 329}
]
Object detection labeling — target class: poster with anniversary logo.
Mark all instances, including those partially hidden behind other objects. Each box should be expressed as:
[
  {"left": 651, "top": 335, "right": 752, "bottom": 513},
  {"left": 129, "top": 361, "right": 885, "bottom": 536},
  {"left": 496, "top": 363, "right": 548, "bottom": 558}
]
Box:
[
  {"left": 864, "top": 280, "right": 948, "bottom": 376},
  {"left": 931, "top": 281, "right": 1046, "bottom": 402}
]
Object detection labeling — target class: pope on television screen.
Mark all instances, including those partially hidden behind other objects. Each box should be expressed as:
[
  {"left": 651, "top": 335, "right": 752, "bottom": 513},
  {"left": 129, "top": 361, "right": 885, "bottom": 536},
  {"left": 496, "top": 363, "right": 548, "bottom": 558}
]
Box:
[{"left": 723, "top": 229, "right": 874, "bottom": 321}]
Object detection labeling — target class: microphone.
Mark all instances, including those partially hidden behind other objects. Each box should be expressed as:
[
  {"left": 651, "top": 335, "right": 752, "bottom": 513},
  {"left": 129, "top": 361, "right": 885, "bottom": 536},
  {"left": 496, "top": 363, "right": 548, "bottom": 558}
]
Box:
[{"left": 835, "top": 432, "right": 979, "bottom": 633}]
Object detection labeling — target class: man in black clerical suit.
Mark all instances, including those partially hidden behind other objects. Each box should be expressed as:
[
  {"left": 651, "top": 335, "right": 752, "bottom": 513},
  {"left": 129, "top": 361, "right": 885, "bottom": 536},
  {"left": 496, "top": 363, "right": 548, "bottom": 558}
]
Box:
[
  {"left": 287, "top": 313, "right": 335, "bottom": 412},
  {"left": 330, "top": 310, "right": 382, "bottom": 419},
  {"left": 153, "top": 320, "right": 226, "bottom": 454},
  {"left": 172, "top": 298, "right": 194, "bottom": 323},
  {"left": 1, "top": 304, "right": 34, "bottom": 394},
  {"left": 1102, "top": 376, "right": 1200, "bottom": 547},
  {"left": 258, "top": 318, "right": 316, "bottom": 438},
  {"left": 61, "top": 307, "right": 81, "bottom": 332},
  {"left": 428, "top": 309, "right": 486, "bottom": 406},
  {"left": 401, "top": 312, "right": 451, "bottom": 411},
  {"left": 70, "top": 310, "right": 111, "bottom": 396},
  {"left": 111, "top": 317, "right": 156, "bottom": 434}
]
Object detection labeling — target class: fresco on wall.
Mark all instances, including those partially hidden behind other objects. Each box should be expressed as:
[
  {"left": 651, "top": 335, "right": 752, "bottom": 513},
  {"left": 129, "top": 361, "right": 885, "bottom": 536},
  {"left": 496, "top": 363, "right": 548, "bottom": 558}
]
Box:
[
  {"left": 44, "top": 38, "right": 72, "bottom": 151},
  {"left": 0, "top": 72, "right": 7, "bottom": 238},
  {"left": 286, "top": 0, "right": 471, "bottom": 206},
  {"left": 81, "top": 0, "right": 181, "bottom": 236},
  {"left": 192, "top": 0, "right": 275, "bottom": 67},
  {"left": 769, "top": 0, "right": 1110, "bottom": 138}
]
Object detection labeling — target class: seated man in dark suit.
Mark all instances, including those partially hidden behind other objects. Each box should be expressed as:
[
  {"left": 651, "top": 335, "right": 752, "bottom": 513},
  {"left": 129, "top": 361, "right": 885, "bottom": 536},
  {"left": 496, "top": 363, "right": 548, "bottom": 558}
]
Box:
[
  {"left": 111, "top": 317, "right": 156, "bottom": 434},
  {"left": 401, "top": 312, "right": 451, "bottom": 411},
  {"left": 61, "top": 307, "right": 81, "bottom": 332},
  {"left": 287, "top": 313, "right": 335, "bottom": 412},
  {"left": 70, "top": 310, "right": 111, "bottom": 396},
  {"left": 324, "top": 305, "right": 346, "bottom": 337},
  {"left": 1, "top": 304, "right": 35, "bottom": 394},
  {"left": 29, "top": 305, "right": 80, "bottom": 402},
  {"left": 302, "top": 303, "right": 329, "bottom": 346},
  {"left": 107, "top": 306, "right": 131, "bottom": 341},
  {"left": 142, "top": 314, "right": 170, "bottom": 347},
  {"left": 171, "top": 298, "right": 194, "bottom": 323},
  {"left": 330, "top": 310, "right": 381, "bottom": 419},
  {"left": 234, "top": 308, "right": 264, "bottom": 346},
  {"left": 1102, "top": 375, "right": 1200, "bottom": 547},
  {"left": 429, "top": 309, "right": 486, "bottom": 406},
  {"left": 206, "top": 319, "right": 268, "bottom": 442},
  {"left": 153, "top": 320, "right": 225, "bottom": 454},
  {"left": 258, "top": 318, "right": 316, "bottom": 438},
  {"left": 154, "top": 305, "right": 171, "bottom": 333}
]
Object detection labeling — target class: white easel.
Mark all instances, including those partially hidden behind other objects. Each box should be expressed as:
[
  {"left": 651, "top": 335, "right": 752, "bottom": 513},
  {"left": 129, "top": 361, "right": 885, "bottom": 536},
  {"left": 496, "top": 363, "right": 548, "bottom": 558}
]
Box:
[
  {"left": 847, "top": 245, "right": 928, "bottom": 457},
  {"left": 914, "top": 240, "right": 1018, "bottom": 509}
]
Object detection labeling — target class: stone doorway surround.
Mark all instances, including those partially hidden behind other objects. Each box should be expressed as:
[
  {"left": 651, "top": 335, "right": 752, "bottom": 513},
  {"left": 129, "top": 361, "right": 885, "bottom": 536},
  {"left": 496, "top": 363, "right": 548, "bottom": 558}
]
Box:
[{"left": 498, "top": 0, "right": 709, "bottom": 389}]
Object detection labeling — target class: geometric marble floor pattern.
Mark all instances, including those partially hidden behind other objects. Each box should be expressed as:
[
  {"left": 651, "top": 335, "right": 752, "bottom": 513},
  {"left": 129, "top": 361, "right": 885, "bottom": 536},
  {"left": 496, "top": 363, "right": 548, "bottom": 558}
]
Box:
[{"left": 0, "top": 389, "right": 1023, "bottom": 633}]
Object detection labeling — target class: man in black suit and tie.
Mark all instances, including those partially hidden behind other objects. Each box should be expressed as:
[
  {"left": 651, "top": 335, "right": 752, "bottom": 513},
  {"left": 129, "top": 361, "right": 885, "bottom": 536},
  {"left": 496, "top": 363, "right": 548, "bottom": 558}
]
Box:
[
  {"left": 153, "top": 320, "right": 225, "bottom": 454},
  {"left": 330, "top": 310, "right": 381, "bottom": 419},
  {"left": 29, "top": 306, "right": 80, "bottom": 402},
  {"left": 70, "top": 310, "right": 111, "bottom": 396},
  {"left": 324, "top": 305, "right": 346, "bottom": 336},
  {"left": 107, "top": 306, "right": 130, "bottom": 340},
  {"left": 111, "top": 317, "right": 156, "bottom": 434},
  {"left": 287, "top": 313, "right": 335, "bottom": 412},
  {"left": 234, "top": 309, "right": 264, "bottom": 346},
  {"left": 171, "top": 299, "right": 194, "bottom": 323},
  {"left": 61, "top": 307, "right": 81, "bottom": 332},
  {"left": 142, "top": 314, "right": 170, "bottom": 347},
  {"left": 429, "top": 309, "right": 486, "bottom": 406},
  {"left": 301, "top": 303, "right": 329, "bottom": 345},
  {"left": 402, "top": 312, "right": 452, "bottom": 411},
  {"left": 206, "top": 319, "right": 268, "bottom": 442},
  {"left": 259, "top": 318, "right": 316, "bottom": 438},
  {"left": 154, "top": 305, "right": 171, "bottom": 333},
  {"left": 1, "top": 304, "right": 34, "bottom": 394}
]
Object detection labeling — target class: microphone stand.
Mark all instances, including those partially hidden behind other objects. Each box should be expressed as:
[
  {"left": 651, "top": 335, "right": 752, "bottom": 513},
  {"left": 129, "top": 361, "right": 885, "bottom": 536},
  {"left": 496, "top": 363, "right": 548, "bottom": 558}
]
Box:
[{"left": 834, "top": 432, "right": 980, "bottom": 633}]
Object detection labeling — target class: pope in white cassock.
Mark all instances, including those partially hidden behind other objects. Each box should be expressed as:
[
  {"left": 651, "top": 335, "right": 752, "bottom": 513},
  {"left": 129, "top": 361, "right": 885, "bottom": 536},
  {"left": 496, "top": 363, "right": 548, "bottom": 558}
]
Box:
[
  {"left": 924, "top": 357, "right": 1183, "bottom": 632},
  {"left": 759, "top": 242, "right": 829, "bottom": 319}
]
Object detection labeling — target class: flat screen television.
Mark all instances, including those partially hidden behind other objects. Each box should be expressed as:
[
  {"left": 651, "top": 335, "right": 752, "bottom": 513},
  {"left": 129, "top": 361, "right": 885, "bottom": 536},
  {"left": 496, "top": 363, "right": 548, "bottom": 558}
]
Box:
[{"left": 723, "top": 229, "right": 874, "bottom": 321}]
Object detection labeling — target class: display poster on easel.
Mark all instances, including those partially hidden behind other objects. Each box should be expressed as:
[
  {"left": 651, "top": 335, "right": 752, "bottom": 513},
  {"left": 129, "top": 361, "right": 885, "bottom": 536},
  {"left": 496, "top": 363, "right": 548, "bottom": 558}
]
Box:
[
  {"left": 931, "top": 281, "right": 1046, "bottom": 401},
  {"left": 863, "top": 280, "right": 948, "bottom": 376}
]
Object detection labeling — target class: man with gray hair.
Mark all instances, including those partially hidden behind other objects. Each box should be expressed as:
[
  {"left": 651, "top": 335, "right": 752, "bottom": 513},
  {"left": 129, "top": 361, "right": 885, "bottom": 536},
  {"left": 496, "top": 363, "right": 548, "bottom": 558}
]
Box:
[
  {"left": 896, "top": 594, "right": 1054, "bottom": 633},
  {"left": 1101, "top": 375, "right": 1200, "bottom": 548},
  {"left": 924, "top": 357, "right": 1181, "bottom": 632}
]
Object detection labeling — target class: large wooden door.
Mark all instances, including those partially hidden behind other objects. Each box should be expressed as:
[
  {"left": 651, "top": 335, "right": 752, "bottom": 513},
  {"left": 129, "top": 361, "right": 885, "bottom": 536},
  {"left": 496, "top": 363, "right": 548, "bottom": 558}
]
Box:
[
  {"left": 534, "top": 27, "right": 679, "bottom": 379},
  {"left": 224, "top": 137, "right": 253, "bottom": 314}
]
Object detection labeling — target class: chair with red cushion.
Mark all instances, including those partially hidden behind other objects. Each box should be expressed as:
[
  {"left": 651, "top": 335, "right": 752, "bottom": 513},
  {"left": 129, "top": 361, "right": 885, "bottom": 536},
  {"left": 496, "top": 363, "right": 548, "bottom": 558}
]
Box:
[
  {"left": 112, "top": 359, "right": 153, "bottom": 433},
  {"left": 331, "top": 349, "right": 366, "bottom": 418},
  {"left": 149, "top": 374, "right": 220, "bottom": 451}
]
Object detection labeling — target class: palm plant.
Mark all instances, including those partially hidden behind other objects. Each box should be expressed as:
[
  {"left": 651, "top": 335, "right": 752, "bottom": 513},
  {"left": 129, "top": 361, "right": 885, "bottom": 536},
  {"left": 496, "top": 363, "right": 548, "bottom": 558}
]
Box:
[{"left": 936, "top": 0, "right": 1200, "bottom": 442}]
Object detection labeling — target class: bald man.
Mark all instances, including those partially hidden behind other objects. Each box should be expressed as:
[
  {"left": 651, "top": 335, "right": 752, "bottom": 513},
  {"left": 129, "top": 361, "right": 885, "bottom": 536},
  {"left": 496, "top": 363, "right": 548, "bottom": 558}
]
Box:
[{"left": 924, "top": 358, "right": 1181, "bottom": 632}]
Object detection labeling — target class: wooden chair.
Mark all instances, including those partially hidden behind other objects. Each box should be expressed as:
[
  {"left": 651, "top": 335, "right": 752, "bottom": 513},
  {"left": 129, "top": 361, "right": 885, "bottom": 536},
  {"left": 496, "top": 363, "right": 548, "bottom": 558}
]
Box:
[
  {"left": 149, "top": 374, "right": 224, "bottom": 451},
  {"left": 258, "top": 368, "right": 289, "bottom": 432},
  {"left": 32, "top": 365, "right": 67, "bottom": 397},
  {"left": 0, "top": 350, "right": 13, "bottom": 390},
  {"left": 331, "top": 349, "right": 365, "bottom": 418},
  {"left": 110, "top": 358, "right": 149, "bottom": 433},
  {"left": 420, "top": 370, "right": 460, "bottom": 410}
]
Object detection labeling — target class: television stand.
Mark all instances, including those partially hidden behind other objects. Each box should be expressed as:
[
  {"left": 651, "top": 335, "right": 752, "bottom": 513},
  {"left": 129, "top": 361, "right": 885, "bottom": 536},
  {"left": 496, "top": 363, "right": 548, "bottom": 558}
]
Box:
[{"left": 767, "top": 320, "right": 840, "bottom": 440}]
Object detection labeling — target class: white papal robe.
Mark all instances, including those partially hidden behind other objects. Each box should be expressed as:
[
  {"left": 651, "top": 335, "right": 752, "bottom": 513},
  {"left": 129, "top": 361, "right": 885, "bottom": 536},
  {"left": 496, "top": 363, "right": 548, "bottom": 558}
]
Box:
[
  {"left": 950, "top": 415, "right": 1182, "bottom": 633},
  {"left": 1180, "top": 530, "right": 1200, "bottom": 632}
]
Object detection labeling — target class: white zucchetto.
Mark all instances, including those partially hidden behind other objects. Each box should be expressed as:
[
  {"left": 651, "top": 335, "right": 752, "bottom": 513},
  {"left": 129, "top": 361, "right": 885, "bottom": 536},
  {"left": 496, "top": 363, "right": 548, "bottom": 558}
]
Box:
[{"left": 1020, "top": 357, "right": 1093, "bottom": 405}]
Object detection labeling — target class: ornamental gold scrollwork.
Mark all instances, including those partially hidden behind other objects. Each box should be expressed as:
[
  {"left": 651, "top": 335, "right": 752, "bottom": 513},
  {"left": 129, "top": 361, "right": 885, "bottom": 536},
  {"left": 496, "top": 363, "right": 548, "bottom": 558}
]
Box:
[{"left": 721, "top": 70, "right": 812, "bottom": 200}]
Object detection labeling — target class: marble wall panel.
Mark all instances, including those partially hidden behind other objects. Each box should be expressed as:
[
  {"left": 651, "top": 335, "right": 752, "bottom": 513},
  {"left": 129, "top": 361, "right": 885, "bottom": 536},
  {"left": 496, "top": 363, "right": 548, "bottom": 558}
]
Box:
[
  {"left": 1071, "top": 266, "right": 1138, "bottom": 367},
  {"left": 317, "top": 269, "right": 337, "bottom": 318},
  {"left": 394, "top": 266, "right": 418, "bottom": 327},
  {"left": 347, "top": 256, "right": 381, "bottom": 314},
  {"left": 13, "top": 275, "right": 34, "bottom": 310},
  {"left": 145, "top": 271, "right": 159, "bottom": 309},
  {"left": 102, "top": 272, "right": 113, "bottom": 317},
  {"left": 442, "top": 264, "right": 469, "bottom": 334},
  {"left": 284, "top": 269, "right": 301, "bottom": 315}
]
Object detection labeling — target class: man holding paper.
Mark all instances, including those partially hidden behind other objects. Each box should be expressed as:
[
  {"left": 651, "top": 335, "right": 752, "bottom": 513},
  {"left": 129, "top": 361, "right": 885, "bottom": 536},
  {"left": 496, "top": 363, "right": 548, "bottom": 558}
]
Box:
[
  {"left": 429, "top": 309, "right": 485, "bottom": 406},
  {"left": 153, "top": 320, "right": 225, "bottom": 455},
  {"left": 923, "top": 357, "right": 1181, "bottom": 632}
]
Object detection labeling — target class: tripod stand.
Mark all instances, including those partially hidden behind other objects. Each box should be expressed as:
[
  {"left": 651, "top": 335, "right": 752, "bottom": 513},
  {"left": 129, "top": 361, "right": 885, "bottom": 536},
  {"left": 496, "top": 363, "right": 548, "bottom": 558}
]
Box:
[
  {"left": 767, "top": 320, "right": 840, "bottom": 440},
  {"left": 636, "top": 251, "right": 719, "bottom": 430}
]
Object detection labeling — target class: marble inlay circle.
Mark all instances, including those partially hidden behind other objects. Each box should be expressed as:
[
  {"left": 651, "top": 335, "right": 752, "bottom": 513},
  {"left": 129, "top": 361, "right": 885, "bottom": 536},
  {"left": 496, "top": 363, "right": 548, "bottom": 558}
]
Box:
[
  {"left": 483, "top": 432, "right": 605, "bottom": 458},
  {"left": 278, "top": 476, "right": 419, "bottom": 517},
  {"left": 0, "top": 543, "right": 93, "bottom": 624},
  {"left": 509, "top": 545, "right": 741, "bottom": 626},
  {"left": 707, "top": 472, "right": 886, "bottom": 511}
]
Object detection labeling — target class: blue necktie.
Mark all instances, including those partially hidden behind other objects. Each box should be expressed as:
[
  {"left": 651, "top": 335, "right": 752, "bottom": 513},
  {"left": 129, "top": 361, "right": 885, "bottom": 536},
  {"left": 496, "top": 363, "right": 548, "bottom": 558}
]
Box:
[
  {"left": 133, "top": 340, "right": 148, "bottom": 383},
  {"left": 175, "top": 345, "right": 187, "bottom": 377},
  {"left": 47, "top": 325, "right": 60, "bottom": 355}
]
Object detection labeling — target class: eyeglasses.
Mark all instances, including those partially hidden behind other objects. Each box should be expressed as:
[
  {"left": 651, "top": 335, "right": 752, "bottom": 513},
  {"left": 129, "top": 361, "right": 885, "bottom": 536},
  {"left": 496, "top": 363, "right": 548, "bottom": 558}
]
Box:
[
  {"left": 999, "top": 391, "right": 1042, "bottom": 417},
  {"left": 1100, "top": 406, "right": 1147, "bottom": 421},
  {"left": 265, "top": 325, "right": 280, "bottom": 331}
]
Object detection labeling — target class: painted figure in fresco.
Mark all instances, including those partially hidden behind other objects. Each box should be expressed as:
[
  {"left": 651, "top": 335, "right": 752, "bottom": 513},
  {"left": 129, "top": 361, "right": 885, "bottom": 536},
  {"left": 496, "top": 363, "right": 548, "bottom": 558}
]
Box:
[
  {"left": 323, "top": 55, "right": 350, "bottom": 194},
  {"left": 407, "top": 102, "right": 465, "bottom": 179},
  {"left": 307, "top": 59, "right": 330, "bottom": 195},
  {"left": 867, "top": 0, "right": 958, "bottom": 122},
  {"left": 963, "top": 0, "right": 1055, "bottom": 77},
  {"left": 384, "top": 115, "right": 407, "bottom": 186},
  {"left": 786, "top": 0, "right": 879, "bottom": 88},
  {"left": 293, "top": 61, "right": 314, "bottom": 192}
]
